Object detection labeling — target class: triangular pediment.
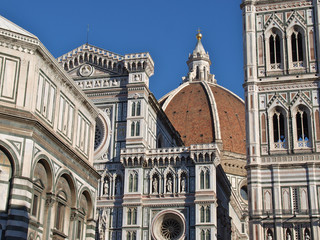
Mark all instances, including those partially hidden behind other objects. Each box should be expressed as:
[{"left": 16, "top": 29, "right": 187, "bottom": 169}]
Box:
[
  {"left": 58, "top": 43, "right": 127, "bottom": 78},
  {"left": 67, "top": 63, "right": 125, "bottom": 78}
]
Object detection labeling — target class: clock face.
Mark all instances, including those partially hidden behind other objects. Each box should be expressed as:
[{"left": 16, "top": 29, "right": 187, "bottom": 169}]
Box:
[{"left": 79, "top": 64, "right": 93, "bottom": 77}]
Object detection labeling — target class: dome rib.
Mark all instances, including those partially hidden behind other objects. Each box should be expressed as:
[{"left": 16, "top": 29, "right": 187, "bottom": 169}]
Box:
[{"left": 161, "top": 82, "right": 245, "bottom": 154}]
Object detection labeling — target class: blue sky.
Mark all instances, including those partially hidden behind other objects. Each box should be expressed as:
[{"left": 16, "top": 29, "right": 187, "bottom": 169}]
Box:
[{"left": 1, "top": 0, "right": 244, "bottom": 99}]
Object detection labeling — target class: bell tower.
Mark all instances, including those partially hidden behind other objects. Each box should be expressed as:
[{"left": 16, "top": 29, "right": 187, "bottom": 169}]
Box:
[{"left": 241, "top": 0, "right": 320, "bottom": 239}]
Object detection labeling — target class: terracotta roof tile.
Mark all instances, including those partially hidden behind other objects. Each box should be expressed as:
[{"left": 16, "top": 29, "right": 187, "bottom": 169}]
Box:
[{"left": 163, "top": 82, "right": 245, "bottom": 154}]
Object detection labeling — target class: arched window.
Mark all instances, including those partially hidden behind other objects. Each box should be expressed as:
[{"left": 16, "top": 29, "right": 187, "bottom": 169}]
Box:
[
  {"left": 134, "top": 173, "right": 138, "bottom": 192},
  {"left": 136, "top": 122, "right": 140, "bottom": 136},
  {"left": 296, "top": 110, "right": 309, "bottom": 141},
  {"left": 200, "top": 171, "right": 204, "bottom": 189},
  {"left": 55, "top": 175, "right": 75, "bottom": 237},
  {"left": 133, "top": 208, "right": 137, "bottom": 224},
  {"left": 131, "top": 122, "right": 135, "bottom": 137},
  {"left": 77, "top": 191, "right": 92, "bottom": 240},
  {"left": 0, "top": 148, "right": 13, "bottom": 212},
  {"left": 205, "top": 171, "right": 210, "bottom": 189},
  {"left": 127, "top": 208, "right": 132, "bottom": 225},
  {"left": 201, "top": 230, "right": 205, "bottom": 240},
  {"left": 129, "top": 174, "right": 133, "bottom": 192},
  {"left": 127, "top": 208, "right": 137, "bottom": 225},
  {"left": 206, "top": 206, "right": 210, "bottom": 222},
  {"left": 273, "top": 111, "right": 285, "bottom": 143},
  {"left": 269, "top": 33, "right": 281, "bottom": 64},
  {"left": 206, "top": 230, "right": 211, "bottom": 240},
  {"left": 132, "top": 102, "right": 136, "bottom": 116},
  {"left": 136, "top": 102, "right": 141, "bottom": 116},
  {"left": 196, "top": 66, "right": 200, "bottom": 79},
  {"left": 200, "top": 206, "right": 205, "bottom": 222},
  {"left": 291, "top": 31, "right": 303, "bottom": 62}
]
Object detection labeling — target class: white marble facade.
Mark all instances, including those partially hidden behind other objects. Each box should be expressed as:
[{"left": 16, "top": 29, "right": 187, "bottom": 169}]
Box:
[{"left": 242, "top": 0, "right": 320, "bottom": 239}]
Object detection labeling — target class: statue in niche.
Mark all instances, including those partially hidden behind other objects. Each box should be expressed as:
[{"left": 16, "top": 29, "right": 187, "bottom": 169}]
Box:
[
  {"left": 167, "top": 177, "right": 173, "bottom": 193},
  {"left": 286, "top": 231, "right": 291, "bottom": 240},
  {"left": 152, "top": 177, "right": 158, "bottom": 193},
  {"left": 305, "top": 232, "right": 310, "bottom": 240},
  {"left": 116, "top": 179, "right": 121, "bottom": 195},
  {"left": 134, "top": 74, "right": 141, "bottom": 82},
  {"left": 103, "top": 179, "right": 109, "bottom": 195},
  {"left": 267, "top": 233, "right": 273, "bottom": 240},
  {"left": 181, "top": 177, "right": 186, "bottom": 192}
]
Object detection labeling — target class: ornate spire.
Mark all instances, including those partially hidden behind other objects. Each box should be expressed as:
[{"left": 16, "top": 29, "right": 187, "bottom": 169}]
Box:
[
  {"left": 183, "top": 31, "right": 215, "bottom": 83},
  {"left": 193, "top": 30, "right": 206, "bottom": 55}
]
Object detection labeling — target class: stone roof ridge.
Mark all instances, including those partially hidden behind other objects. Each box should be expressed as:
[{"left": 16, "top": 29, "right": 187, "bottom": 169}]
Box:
[
  {"left": 0, "top": 15, "right": 38, "bottom": 43},
  {"left": 57, "top": 43, "right": 124, "bottom": 63}
]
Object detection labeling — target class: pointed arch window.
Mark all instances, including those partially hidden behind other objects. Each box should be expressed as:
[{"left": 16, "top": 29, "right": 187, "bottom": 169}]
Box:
[
  {"left": 200, "top": 171, "right": 204, "bottom": 189},
  {"left": 296, "top": 108, "right": 311, "bottom": 148},
  {"left": 134, "top": 173, "right": 138, "bottom": 192},
  {"left": 205, "top": 206, "right": 210, "bottom": 222},
  {"left": 136, "top": 121, "right": 140, "bottom": 136},
  {"left": 131, "top": 101, "right": 141, "bottom": 117},
  {"left": 129, "top": 172, "right": 138, "bottom": 192},
  {"left": 205, "top": 171, "right": 210, "bottom": 189},
  {"left": 291, "top": 31, "right": 303, "bottom": 62},
  {"left": 132, "top": 102, "right": 136, "bottom": 116},
  {"left": 127, "top": 208, "right": 137, "bottom": 225},
  {"left": 201, "top": 230, "right": 205, "bottom": 240},
  {"left": 131, "top": 122, "right": 135, "bottom": 137},
  {"left": 296, "top": 110, "right": 309, "bottom": 140},
  {"left": 200, "top": 168, "right": 210, "bottom": 189},
  {"left": 200, "top": 206, "right": 205, "bottom": 222},
  {"left": 206, "top": 230, "right": 211, "bottom": 240},
  {"left": 129, "top": 174, "right": 133, "bottom": 192},
  {"left": 269, "top": 33, "right": 281, "bottom": 64},
  {"left": 273, "top": 111, "right": 285, "bottom": 143}
]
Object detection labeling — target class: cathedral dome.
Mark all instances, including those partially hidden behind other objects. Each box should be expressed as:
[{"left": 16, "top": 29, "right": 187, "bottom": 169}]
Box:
[
  {"left": 160, "top": 33, "right": 245, "bottom": 155},
  {"left": 160, "top": 81, "right": 245, "bottom": 154}
]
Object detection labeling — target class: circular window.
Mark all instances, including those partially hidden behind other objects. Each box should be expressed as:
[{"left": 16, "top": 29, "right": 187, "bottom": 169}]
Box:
[
  {"left": 240, "top": 185, "right": 248, "bottom": 201},
  {"left": 161, "top": 218, "right": 181, "bottom": 239},
  {"left": 94, "top": 117, "right": 105, "bottom": 150},
  {"left": 94, "top": 111, "right": 111, "bottom": 160},
  {"left": 151, "top": 210, "right": 185, "bottom": 240}
]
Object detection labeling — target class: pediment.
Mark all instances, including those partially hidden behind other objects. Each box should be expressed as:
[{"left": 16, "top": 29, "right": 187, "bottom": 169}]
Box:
[{"left": 67, "top": 63, "right": 124, "bottom": 78}]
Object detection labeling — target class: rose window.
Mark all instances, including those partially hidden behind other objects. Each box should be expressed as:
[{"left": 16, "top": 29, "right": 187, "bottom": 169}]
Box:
[
  {"left": 94, "top": 117, "right": 105, "bottom": 150},
  {"left": 161, "top": 218, "right": 181, "bottom": 239},
  {"left": 152, "top": 211, "right": 185, "bottom": 240}
]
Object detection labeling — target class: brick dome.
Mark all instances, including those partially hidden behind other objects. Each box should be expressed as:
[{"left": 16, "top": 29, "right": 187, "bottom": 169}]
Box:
[{"left": 160, "top": 81, "right": 246, "bottom": 155}]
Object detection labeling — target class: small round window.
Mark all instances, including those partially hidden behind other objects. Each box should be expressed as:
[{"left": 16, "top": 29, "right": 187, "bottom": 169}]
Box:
[{"left": 240, "top": 185, "right": 248, "bottom": 201}]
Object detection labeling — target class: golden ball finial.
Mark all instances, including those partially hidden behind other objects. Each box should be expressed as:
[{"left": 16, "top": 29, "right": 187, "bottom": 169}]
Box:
[{"left": 196, "top": 29, "right": 202, "bottom": 40}]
